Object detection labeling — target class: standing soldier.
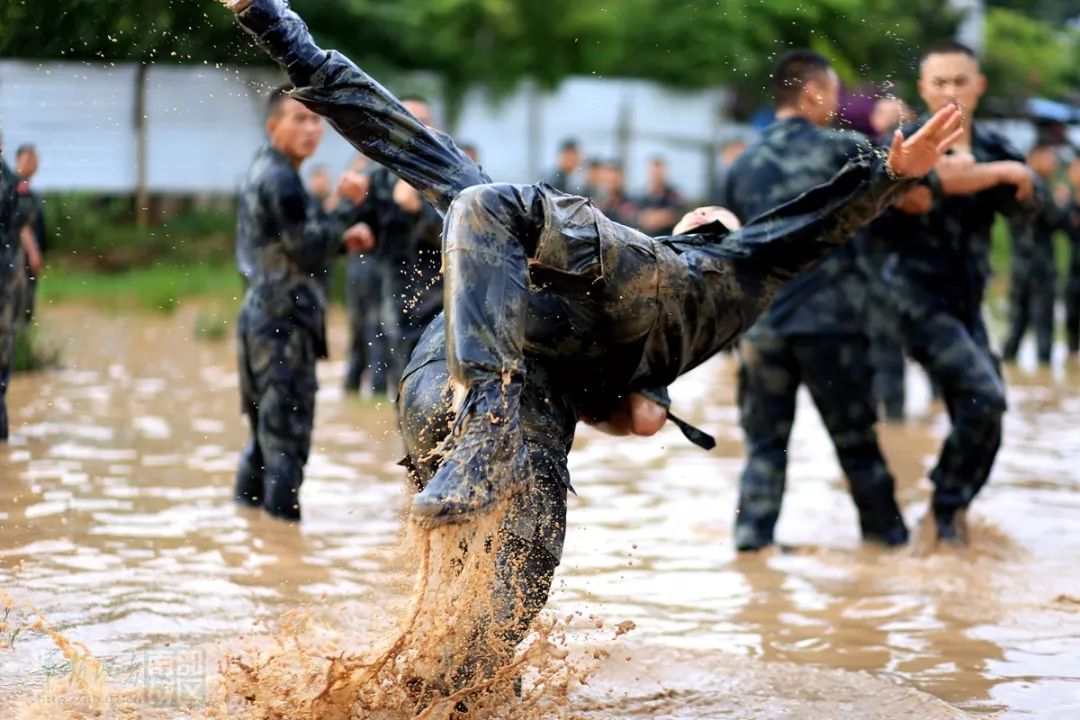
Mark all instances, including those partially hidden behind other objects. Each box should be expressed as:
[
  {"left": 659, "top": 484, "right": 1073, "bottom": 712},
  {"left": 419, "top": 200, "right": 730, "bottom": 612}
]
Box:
[
  {"left": 543, "top": 138, "right": 582, "bottom": 193},
  {"left": 338, "top": 154, "right": 390, "bottom": 397},
  {"left": 724, "top": 51, "right": 909, "bottom": 552},
  {"left": 1065, "top": 157, "right": 1080, "bottom": 359},
  {"left": 877, "top": 41, "right": 1040, "bottom": 547},
  {"left": 1001, "top": 145, "right": 1069, "bottom": 366},
  {"left": 340, "top": 95, "right": 451, "bottom": 394},
  {"left": 233, "top": 85, "right": 369, "bottom": 520},
  {"left": 14, "top": 144, "right": 45, "bottom": 331}
]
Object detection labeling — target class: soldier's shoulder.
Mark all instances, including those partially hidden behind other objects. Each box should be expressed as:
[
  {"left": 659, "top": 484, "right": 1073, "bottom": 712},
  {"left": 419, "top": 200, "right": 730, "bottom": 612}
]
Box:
[
  {"left": 822, "top": 127, "right": 873, "bottom": 155},
  {"left": 974, "top": 124, "right": 1024, "bottom": 162}
]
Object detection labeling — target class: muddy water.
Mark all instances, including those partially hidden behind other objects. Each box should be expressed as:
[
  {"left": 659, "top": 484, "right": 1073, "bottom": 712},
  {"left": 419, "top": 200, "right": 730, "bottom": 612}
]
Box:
[{"left": 1, "top": 303, "right": 1078, "bottom": 718}]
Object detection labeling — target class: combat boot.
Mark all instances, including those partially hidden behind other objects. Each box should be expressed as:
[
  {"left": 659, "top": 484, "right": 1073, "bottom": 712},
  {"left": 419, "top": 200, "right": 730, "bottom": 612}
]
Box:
[
  {"left": 934, "top": 506, "right": 969, "bottom": 548},
  {"left": 410, "top": 376, "right": 531, "bottom": 524}
]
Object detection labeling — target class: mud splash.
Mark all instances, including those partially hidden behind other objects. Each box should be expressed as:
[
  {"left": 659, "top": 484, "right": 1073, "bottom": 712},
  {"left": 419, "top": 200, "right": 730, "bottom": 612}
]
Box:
[{"left": 2, "top": 304, "right": 1080, "bottom": 718}]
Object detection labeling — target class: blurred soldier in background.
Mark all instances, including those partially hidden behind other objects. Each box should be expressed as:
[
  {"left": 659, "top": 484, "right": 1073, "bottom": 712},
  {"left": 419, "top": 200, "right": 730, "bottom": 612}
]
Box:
[
  {"left": 233, "top": 84, "right": 370, "bottom": 520},
  {"left": 1001, "top": 145, "right": 1069, "bottom": 366}
]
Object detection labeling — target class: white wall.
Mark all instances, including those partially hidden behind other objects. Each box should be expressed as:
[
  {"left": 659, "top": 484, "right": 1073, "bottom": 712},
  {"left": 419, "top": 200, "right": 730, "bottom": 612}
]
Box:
[{"left": 1, "top": 60, "right": 739, "bottom": 200}]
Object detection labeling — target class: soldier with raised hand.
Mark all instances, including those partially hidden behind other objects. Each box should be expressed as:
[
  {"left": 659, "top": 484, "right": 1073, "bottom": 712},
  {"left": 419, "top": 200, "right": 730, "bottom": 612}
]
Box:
[
  {"left": 875, "top": 41, "right": 1041, "bottom": 548},
  {"left": 233, "top": 84, "right": 371, "bottom": 521},
  {"left": 723, "top": 50, "right": 910, "bottom": 552}
]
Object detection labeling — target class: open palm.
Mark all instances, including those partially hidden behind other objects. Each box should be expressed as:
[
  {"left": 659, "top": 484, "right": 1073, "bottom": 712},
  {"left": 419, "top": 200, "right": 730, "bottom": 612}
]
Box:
[{"left": 887, "top": 105, "right": 964, "bottom": 179}]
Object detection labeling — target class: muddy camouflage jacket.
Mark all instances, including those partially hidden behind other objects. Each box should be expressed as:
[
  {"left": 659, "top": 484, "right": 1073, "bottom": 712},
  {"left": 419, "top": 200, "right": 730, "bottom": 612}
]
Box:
[
  {"left": 875, "top": 120, "right": 1040, "bottom": 324},
  {"left": 723, "top": 117, "right": 873, "bottom": 337},
  {"left": 236, "top": 145, "right": 343, "bottom": 356},
  {"left": 0, "top": 160, "right": 22, "bottom": 284},
  {"left": 1009, "top": 180, "right": 1071, "bottom": 283}
]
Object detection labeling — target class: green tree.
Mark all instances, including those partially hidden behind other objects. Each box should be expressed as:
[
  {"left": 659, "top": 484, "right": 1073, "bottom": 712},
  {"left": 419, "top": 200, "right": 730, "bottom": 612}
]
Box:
[{"left": 983, "top": 7, "right": 1080, "bottom": 104}]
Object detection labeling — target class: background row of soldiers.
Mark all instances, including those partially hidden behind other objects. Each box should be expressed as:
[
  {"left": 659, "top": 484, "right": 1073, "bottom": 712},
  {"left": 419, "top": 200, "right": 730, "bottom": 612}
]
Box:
[
  {"left": 1001, "top": 145, "right": 1080, "bottom": 366},
  {"left": 0, "top": 137, "right": 46, "bottom": 442}
]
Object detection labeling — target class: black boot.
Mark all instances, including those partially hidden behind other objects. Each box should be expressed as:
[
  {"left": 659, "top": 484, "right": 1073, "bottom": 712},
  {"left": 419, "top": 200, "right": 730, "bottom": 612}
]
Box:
[
  {"left": 934, "top": 506, "right": 968, "bottom": 547},
  {"left": 411, "top": 377, "right": 531, "bottom": 524}
]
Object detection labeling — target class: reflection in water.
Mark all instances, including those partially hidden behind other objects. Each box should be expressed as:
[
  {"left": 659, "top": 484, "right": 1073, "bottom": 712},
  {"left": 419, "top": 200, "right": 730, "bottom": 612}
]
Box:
[{"left": 1, "top": 305, "right": 1079, "bottom": 718}]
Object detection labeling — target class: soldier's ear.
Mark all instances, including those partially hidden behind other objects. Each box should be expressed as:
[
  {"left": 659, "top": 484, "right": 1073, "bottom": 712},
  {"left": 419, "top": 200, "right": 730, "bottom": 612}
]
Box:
[{"left": 973, "top": 73, "right": 988, "bottom": 98}]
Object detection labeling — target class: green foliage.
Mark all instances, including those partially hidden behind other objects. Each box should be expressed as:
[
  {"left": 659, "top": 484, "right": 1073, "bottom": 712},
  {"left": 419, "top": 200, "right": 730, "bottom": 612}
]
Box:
[
  {"left": 45, "top": 194, "right": 234, "bottom": 272},
  {"left": 987, "top": 0, "right": 1079, "bottom": 26},
  {"left": 0, "top": 0, "right": 1072, "bottom": 117},
  {"left": 39, "top": 261, "right": 241, "bottom": 313},
  {"left": 984, "top": 8, "right": 1080, "bottom": 104},
  {"left": 12, "top": 325, "right": 61, "bottom": 373},
  {"left": 193, "top": 310, "right": 230, "bottom": 341}
]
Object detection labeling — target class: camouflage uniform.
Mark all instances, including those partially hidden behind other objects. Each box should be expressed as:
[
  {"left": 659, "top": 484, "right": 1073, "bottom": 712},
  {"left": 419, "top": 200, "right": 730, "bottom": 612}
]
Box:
[
  {"left": 342, "top": 247, "right": 388, "bottom": 395},
  {"left": 875, "top": 120, "right": 1039, "bottom": 541},
  {"left": 0, "top": 159, "right": 21, "bottom": 440},
  {"left": 862, "top": 230, "right": 908, "bottom": 421},
  {"left": 723, "top": 118, "right": 907, "bottom": 551},
  {"left": 233, "top": 0, "right": 915, "bottom": 688},
  {"left": 1054, "top": 198, "right": 1080, "bottom": 356},
  {"left": 14, "top": 181, "right": 45, "bottom": 332},
  {"left": 1067, "top": 202, "right": 1080, "bottom": 355},
  {"left": 1002, "top": 180, "right": 1068, "bottom": 365},
  {"left": 341, "top": 166, "right": 445, "bottom": 395},
  {"left": 233, "top": 144, "right": 343, "bottom": 520}
]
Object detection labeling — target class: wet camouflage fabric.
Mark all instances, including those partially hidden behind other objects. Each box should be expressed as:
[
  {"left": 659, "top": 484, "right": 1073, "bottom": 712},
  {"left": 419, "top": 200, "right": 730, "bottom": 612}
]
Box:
[
  {"left": 398, "top": 315, "right": 572, "bottom": 668},
  {"left": 875, "top": 119, "right": 1038, "bottom": 523},
  {"left": 14, "top": 184, "right": 44, "bottom": 330},
  {"left": 233, "top": 143, "right": 343, "bottom": 519},
  {"left": 342, "top": 167, "right": 446, "bottom": 390},
  {"left": 1002, "top": 181, "right": 1068, "bottom": 364},
  {"left": 722, "top": 117, "right": 872, "bottom": 338},
  {"left": 723, "top": 118, "right": 905, "bottom": 549},
  {"left": 234, "top": 0, "right": 914, "bottom": 651},
  {"left": 0, "top": 159, "right": 24, "bottom": 440},
  {"left": 862, "top": 237, "right": 907, "bottom": 421},
  {"left": 342, "top": 250, "right": 388, "bottom": 394},
  {"left": 736, "top": 334, "right": 906, "bottom": 549},
  {"left": 1066, "top": 203, "right": 1080, "bottom": 354}
]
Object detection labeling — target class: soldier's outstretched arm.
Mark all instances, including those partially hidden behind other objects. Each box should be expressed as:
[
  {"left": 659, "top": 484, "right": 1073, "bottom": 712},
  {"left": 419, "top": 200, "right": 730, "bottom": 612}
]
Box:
[
  {"left": 223, "top": 0, "right": 488, "bottom": 216},
  {"left": 713, "top": 105, "right": 963, "bottom": 285}
]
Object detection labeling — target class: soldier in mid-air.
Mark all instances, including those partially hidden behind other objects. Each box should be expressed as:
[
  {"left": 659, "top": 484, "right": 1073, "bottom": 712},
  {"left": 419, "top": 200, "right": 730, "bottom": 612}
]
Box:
[{"left": 223, "top": 0, "right": 962, "bottom": 698}]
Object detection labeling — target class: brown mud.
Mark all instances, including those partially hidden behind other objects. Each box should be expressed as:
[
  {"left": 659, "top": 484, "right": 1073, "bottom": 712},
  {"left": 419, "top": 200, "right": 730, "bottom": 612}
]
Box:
[{"left": 1, "top": 304, "right": 1079, "bottom": 718}]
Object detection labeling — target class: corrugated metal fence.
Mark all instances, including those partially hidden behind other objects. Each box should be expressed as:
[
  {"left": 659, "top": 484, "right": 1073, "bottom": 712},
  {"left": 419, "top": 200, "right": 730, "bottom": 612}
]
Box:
[{"left": 0, "top": 60, "right": 738, "bottom": 200}]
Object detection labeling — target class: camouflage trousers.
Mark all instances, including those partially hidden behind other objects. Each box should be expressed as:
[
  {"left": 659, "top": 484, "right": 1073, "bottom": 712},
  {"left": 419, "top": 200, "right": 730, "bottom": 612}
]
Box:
[
  {"left": 344, "top": 253, "right": 389, "bottom": 395},
  {"left": 735, "top": 332, "right": 907, "bottom": 550},
  {"left": 1002, "top": 268, "right": 1056, "bottom": 365},
  {"left": 1065, "top": 275, "right": 1080, "bottom": 355},
  {"left": 397, "top": 315, "right": 573, "bottom": 686},
  {"left": 234, "top": 294, "right": 319, "bottom": 520},
  {"left": 901, "top": 310, "right": 1004, "bottom": 523},
  {"left": 866, "top": 279, "right": 907, "bottom": 422}
]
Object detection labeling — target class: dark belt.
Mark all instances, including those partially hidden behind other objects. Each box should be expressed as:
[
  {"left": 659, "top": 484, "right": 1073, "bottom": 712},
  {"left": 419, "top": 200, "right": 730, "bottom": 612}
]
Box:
[{"left": 636, "top": 387, "right": 716, "bottom": 451}]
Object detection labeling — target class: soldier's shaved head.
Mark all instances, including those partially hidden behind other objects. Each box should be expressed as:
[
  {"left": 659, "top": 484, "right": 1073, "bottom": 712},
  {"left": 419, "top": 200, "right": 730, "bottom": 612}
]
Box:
[{"left": 773, "top": 50, "right": 832, "bottom": 109}]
